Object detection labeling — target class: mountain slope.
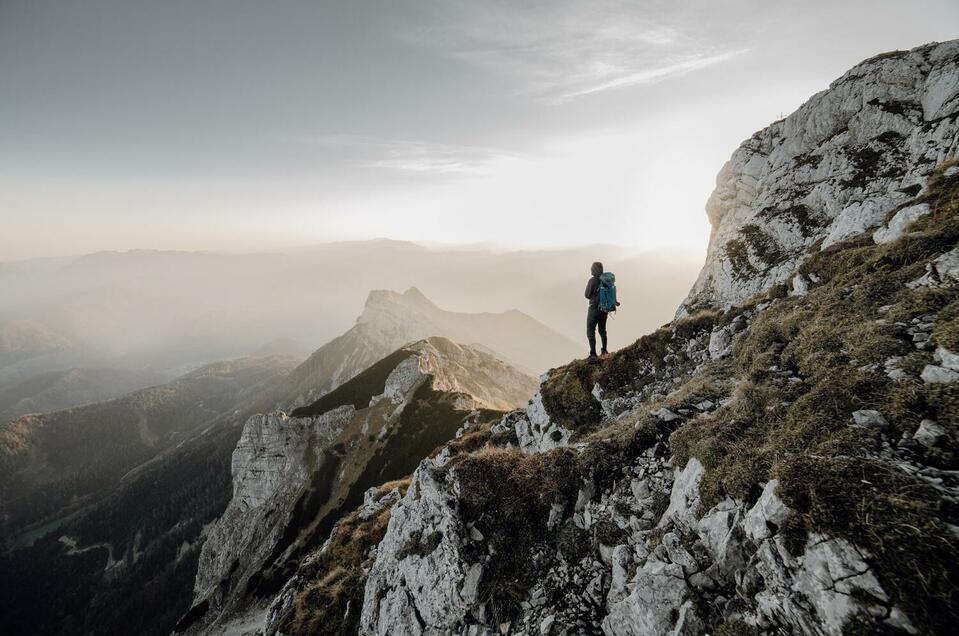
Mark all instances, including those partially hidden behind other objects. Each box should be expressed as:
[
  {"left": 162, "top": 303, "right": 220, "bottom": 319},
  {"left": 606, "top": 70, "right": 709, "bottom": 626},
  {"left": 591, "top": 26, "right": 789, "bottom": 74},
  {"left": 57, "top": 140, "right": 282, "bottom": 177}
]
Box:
[
  {"left": 0, "top": 319, "right": 73, "bottom": 369},
  {"left": 249, "top": 41, "right": 958, "bottom": 636},
  {"left": 0, "top": 366, "right": 168, "bottom": 422},
  {"left": 0, "top": 355, "right": 298, "bottom": 544},
  {"left": 176, "top": 337, "right": 538, "bottom": 634},
  {"left": 356, "top": 162, "right": 959, "bottom": 636},
  {"left": 268, "top": 287, "right": 579, "bottom": 411}
]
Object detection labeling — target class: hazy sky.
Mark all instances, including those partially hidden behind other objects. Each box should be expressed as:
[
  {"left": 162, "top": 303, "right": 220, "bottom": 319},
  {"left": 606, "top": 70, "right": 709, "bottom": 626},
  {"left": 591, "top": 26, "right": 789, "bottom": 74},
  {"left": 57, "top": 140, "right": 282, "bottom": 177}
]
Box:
[{"left": 1, "top": 0, "right": 956, "bottom": 260}]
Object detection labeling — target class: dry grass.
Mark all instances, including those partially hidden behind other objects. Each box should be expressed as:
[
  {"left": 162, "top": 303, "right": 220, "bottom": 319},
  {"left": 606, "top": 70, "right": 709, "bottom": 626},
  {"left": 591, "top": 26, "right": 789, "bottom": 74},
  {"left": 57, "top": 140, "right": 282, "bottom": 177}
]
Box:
[
  {"left": 279, "top": 479, "right": 410, "bottom": 636},
  {"left": 667, "top": 162, "right": 959, "bottom": 634}
]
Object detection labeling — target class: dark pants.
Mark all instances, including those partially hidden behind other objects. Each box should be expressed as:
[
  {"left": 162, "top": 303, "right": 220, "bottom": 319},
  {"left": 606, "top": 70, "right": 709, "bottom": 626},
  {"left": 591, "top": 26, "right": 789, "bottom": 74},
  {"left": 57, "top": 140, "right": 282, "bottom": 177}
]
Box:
[{"left": 587, "top": 306, "right": 608, "bottom": 356}]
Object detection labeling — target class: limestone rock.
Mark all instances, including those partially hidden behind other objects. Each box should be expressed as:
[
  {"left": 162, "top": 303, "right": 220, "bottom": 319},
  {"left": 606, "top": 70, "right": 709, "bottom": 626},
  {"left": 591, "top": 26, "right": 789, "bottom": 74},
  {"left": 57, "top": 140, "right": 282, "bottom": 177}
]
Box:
[
  {"left": 744, "top": 479, "right": 791, "bottom": 542},
  {"left": 360, "top": 455, "right": 475, "bottom": 635},
  {"left": 679, "top": 40, "right": 959, "bottom": 315},
  {"left": 914, "top": 419, "right": 946, "bottom": 447},
  {"left": 921, "top": 364, "right": 959, "bottom": 383},
  {"left": 935, "top": 346, "right": 959, "bottom": 371},
  {"left": 515, "top": 391, "right": 573, "bottom": 454},
  {"left": 850, "top": 409, "right": 890, "bottom": 431},
  {"left": 873, "top": 203, "right": 931, "bottom": 243}
]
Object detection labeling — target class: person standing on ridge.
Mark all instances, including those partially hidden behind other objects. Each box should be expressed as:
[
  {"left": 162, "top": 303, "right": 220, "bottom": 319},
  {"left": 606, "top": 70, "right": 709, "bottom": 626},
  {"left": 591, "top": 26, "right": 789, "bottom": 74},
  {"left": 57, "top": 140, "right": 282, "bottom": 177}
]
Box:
[{"left": 584, "top": 261, "right": 619, "bottom": 364}]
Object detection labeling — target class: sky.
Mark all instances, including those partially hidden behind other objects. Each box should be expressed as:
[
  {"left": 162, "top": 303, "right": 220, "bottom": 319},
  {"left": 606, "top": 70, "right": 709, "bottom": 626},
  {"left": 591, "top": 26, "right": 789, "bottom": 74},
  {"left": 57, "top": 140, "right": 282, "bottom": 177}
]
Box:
[{"left": 1, "top": 0, "right": 957, "bottom": 260}]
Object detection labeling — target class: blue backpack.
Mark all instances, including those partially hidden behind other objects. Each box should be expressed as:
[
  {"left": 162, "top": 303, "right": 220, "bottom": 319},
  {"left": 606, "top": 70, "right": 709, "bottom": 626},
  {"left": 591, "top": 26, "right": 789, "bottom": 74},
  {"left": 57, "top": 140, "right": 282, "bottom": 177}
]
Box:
[{"left": 598, "top": 272, "right": 617, "bottom": 312}]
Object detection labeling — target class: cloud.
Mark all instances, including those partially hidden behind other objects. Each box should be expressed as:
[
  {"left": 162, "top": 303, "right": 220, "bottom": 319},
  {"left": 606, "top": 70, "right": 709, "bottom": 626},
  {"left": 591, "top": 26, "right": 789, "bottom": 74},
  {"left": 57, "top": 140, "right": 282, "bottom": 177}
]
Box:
[
  {"left": 560, "top": 49, "right": 749, "bottom": 100},
  {"left": 401, "top": 0, "right": 750, "bottom": 101},
  {"left": 300, "top": 134, "right": 520, "bottom": 176}
]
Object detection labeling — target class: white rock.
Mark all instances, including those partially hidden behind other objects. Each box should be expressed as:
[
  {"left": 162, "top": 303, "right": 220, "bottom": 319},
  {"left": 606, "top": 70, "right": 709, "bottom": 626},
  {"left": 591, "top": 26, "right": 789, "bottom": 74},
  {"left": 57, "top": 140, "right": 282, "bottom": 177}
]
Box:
[
  {"left": 823, "top": 199, "right": 897, "bottom": 249},
  {"left": 659, "top": 458, "right": 705, "bottom": 527},
  {"left": 602, "top": 559, "right": 696, "bottom": 636},
  {"left": 914, "top": 419, "right": 945, "bottom": 447},
  {"left": 539, "top": 614, "right": 555, "bottom": 635},
  {"left": 652, "top": 407, "right": 680, "bottom": 422},
  {"left": 934, "top": 249, "right": 959, "bottom": 283},
  {"left": 850, "top": 409, "right": 890, "bottom": 430},
  {"left": 193, "top": 406, "right": 353, "bottom": 605},
  {"left": 606, "top": 545, "right": 634, "bottom": 608},
  {"left": 696, "top": 498, "right": 748, "bottom": 576},
  {"left": 921, "top": 364, "right": 959, "bottom": 383},
  {"left": 361, "top": 457, "right": 477, "bottom": 635},
  {"left": 744, "top": 479, "right": 792, "bottom": 542},
  {"left": 935, "top": 346, "right": 959, "bottom": 371},
  {"left": 678, "top": 40, "right": 959, "bottom": 315},
  {"left": 515, "top": 391, "right": 573, "bottom": 454},
  {"left": 708, "top": 326, "right": 734, "bottom": 359},
  {"left": 873, "top": 203, "right": 931, "bottom": 244},
  {"left": 791, "top": 274, "right": 809, "bottom": 296},
  {"left": 794, "top": 536, "right": 889, "bottom": 635}
]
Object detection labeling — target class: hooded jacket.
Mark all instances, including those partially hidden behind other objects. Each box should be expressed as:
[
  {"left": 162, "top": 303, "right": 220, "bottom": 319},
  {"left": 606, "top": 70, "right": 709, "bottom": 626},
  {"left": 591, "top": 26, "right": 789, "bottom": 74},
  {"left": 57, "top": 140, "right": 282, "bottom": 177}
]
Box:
[{"left": 585, "top": 262, "right": 603, "bottom": 308}]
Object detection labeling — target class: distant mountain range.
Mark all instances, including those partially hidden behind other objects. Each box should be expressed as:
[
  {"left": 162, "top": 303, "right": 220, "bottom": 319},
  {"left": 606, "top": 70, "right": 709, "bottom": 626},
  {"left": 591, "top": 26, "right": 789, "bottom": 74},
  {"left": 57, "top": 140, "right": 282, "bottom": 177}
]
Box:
[{"left": 0, "top": 355, "right": 299, "bottom": 544}]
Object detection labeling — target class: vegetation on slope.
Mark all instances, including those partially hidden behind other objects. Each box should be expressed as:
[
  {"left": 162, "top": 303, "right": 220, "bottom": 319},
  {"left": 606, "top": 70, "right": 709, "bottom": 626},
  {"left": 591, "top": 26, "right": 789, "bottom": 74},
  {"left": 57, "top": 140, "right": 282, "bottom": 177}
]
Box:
[
  {"left": 278, "top": 480, "right": 410, "bottom": 636},
  {"left": 0, "top": 355, "right": 296, "bottom": 541},
  {"left": 671, "top": 163, "right": 959, "bottom": 633}
]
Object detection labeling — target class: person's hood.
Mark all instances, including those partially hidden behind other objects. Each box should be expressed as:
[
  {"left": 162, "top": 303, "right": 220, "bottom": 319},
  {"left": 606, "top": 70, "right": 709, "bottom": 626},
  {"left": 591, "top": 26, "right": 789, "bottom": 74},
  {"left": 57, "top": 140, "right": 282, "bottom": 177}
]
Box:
[{"left": 591, "top": 262, "right": 604, "bottom": 277}]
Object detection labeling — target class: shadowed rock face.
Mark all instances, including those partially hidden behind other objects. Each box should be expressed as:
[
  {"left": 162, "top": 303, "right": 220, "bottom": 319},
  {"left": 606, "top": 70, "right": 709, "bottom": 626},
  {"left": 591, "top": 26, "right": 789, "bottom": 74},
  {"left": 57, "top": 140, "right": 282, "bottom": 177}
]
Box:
[{"left": 680, "top": 40, "right": 959, "bottom": 316}]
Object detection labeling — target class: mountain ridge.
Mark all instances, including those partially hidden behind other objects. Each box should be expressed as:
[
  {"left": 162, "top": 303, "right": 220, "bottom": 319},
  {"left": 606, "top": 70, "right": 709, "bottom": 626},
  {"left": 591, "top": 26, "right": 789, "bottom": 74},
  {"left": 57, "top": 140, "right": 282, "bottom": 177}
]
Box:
[
  {"left": 268, "top": 287, "right": 579, "bottom": 411},
  {"left": 177, "top": 336, "right": 539, "bottom": 634}
]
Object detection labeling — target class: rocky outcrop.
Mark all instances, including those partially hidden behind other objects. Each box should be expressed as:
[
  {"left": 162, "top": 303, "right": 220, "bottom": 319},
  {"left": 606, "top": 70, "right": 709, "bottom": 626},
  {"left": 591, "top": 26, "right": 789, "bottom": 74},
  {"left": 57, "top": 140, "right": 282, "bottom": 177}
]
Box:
[
  {"left": 191, "top": 407, "right": 353, "bottom": 606},
  {"left": 360, "top": 452, "right": 481, "bottom": 635},
  {"left": 680, "top": 40, "right": 959, "bottom": 315}
]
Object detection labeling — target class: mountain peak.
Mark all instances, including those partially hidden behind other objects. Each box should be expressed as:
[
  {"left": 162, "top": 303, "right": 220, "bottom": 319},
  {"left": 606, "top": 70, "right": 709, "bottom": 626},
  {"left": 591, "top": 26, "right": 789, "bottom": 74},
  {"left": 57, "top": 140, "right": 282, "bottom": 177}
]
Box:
[{"left": 401, "top": 286, "right": 432, "bottom": 304}]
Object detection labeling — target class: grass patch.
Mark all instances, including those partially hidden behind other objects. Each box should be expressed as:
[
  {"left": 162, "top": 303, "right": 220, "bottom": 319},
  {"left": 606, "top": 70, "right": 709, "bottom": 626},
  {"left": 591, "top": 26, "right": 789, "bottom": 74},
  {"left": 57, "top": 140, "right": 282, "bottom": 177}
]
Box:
[
  {"left": 777, "top": 457, "right": 959, "bottom": 635},
  {"left": 665, "top": 163, "right": 959, "bottom": 633},
  {"left": 278, "top": 479, "right": 410, "bottom": 636},
  {"left": 445, "top": 447, "right": 581, "bottom": 622}
]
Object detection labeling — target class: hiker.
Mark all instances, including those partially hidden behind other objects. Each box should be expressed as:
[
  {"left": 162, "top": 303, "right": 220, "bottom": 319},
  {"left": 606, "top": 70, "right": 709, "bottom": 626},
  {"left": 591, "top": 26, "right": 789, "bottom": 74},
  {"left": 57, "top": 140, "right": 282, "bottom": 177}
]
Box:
[{"left": 585, "top": 261, "right": 619, "bottom": 364}]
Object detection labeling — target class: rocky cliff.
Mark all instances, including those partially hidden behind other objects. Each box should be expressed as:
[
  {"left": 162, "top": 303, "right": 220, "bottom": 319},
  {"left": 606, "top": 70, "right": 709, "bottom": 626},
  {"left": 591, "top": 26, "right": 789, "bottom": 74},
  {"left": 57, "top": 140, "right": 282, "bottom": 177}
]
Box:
[
  {"left": 680, "top": 40, "right": 959, "bottom": 315},
  {"left": 178, "top": 337, "right": 539, "bottom": 634},
  {"left": 238, "top": 41, "right": 959, "bottom": 636}
]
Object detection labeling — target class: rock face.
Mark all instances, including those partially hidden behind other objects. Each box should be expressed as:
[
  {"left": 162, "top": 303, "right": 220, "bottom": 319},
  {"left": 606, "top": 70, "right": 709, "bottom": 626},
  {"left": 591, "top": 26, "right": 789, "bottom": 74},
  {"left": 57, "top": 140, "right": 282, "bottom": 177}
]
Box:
[
  {"left": 679, "top": 40, "right": 959, "bottom": 315},
  {"left": 360, "top": 453, "right": 480, "bottom": 636},
  {"left": 179, "top": 337, "right": 538, "bottom": 634},
  {"left": 191, "top": 407, "right": 353, "bottom": 609}
]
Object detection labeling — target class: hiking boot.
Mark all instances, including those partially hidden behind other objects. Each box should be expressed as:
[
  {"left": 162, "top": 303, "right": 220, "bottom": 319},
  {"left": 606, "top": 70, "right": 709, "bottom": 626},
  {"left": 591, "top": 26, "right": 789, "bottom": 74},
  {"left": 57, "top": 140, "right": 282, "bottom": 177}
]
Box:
[
  {"left": 601, "top": 349, "right": 609, "bottom": 358},
  {"left": 588, "top": 354, "right": 600, "bottom": 364}
]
